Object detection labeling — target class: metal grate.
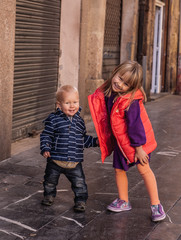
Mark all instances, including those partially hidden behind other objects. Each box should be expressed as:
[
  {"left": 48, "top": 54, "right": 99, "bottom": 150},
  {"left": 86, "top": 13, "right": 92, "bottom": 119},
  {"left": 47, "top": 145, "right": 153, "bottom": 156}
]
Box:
[
  {"left": 13, "top": 0, "right": 61, "bottom": 140},
  {"left": 102, "top": 0, "right": 122, "bottom": 80}
]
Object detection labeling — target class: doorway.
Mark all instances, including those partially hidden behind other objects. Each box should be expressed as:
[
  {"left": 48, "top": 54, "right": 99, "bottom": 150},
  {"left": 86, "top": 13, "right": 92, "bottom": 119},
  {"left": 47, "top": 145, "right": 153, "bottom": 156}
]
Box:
[{"left": 151, "top": 1, "right": 165, "bottom": 93}]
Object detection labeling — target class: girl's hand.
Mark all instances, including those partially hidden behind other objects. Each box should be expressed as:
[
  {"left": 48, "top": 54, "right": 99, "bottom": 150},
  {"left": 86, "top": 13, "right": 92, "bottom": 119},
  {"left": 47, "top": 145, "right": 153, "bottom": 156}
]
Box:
[
  {"left": 134, "top": 146, "right": 149, "bottom": 165},
  {"left": 43, "top": 151, "right": 51, "bottom": 158}
]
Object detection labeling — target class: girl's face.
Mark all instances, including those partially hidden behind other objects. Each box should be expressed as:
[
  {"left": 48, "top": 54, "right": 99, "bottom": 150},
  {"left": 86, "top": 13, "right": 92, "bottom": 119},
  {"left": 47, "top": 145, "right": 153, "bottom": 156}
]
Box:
[{"left": 111, "top": 72, "right": 130, "bottom": 93}]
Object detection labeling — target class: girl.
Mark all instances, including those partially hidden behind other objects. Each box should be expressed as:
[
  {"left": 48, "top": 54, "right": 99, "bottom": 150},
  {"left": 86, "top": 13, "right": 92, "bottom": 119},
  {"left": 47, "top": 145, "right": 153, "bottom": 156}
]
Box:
[{"left": 88, "top": 60, "right": 166, "bottom": 222}]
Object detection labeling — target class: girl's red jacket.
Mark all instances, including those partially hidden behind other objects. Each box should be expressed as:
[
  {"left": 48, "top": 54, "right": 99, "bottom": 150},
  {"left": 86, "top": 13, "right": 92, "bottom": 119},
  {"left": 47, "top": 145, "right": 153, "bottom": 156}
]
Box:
[{"left": 88, "top": 88, "right": 157, "bottom": 164}]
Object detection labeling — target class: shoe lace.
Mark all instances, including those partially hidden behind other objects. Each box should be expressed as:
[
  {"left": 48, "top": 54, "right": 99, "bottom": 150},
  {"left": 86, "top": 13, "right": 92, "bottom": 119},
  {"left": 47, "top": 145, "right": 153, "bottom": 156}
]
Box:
[
  {"left": 152, "top": 205, "right": 160, "bottom": 215},
  {"left": 115, "top": 199, "right": 125, "bottom": 206}
]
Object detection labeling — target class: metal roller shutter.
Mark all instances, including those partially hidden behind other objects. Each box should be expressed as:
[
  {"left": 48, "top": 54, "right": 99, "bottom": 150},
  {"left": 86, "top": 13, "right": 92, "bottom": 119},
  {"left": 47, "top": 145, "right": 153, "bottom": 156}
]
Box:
[
  {"left": 102, "top": 0, "right": 122, "bottom": 80},
  {"left": 13, "top": 0, "right": 61, "bottom": 140}
]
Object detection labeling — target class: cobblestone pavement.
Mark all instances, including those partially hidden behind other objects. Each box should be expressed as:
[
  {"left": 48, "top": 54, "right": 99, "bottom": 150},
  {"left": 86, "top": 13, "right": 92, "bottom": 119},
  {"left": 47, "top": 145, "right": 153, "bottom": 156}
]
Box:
[{"left": 0, "top": 94, "right": 181, "bottom": 240}]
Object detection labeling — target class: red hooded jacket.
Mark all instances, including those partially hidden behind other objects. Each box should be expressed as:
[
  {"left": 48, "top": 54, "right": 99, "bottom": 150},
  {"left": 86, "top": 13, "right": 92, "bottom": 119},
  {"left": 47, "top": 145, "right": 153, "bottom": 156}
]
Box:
[{"left": 88, "top": 88, "right": 157, "bottom": 164}]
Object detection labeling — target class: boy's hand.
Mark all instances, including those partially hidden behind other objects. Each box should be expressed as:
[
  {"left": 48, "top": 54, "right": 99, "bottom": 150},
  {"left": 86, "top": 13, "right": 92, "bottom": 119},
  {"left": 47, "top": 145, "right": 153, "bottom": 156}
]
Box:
[
  {"left": 96, "top": 138, "right": 99, "bottom": 146},
  {"left": 43, "top": 151, "right": 51, "bottom": 158},
  {"left": 134, "top": 146, "right": 149, "bottom": 165}
]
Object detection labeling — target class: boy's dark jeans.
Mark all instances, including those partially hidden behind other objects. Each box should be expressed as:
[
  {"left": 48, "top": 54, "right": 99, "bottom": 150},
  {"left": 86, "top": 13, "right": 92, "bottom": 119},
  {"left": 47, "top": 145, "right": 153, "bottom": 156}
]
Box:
[{"left": 43, "top": 160, "right": 88, "bottom": 203}]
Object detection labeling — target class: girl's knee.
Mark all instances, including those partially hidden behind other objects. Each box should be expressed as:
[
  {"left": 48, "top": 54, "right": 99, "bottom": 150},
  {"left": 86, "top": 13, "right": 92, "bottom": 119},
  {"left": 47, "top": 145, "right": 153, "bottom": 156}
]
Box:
[
  {"left": 115, "top": 168, "right": 126, "bottom": 175},
  {"left": 137, "top": 163, "right": 152, "bottom": 176}
]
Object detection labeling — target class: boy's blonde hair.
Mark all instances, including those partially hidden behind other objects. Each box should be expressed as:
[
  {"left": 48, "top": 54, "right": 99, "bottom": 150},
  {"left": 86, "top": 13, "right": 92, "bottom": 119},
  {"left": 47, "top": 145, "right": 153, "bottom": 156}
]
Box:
[
  {"left": 100, "top": 60, "right": 147, "bottom": 103},
  {"left": 56, "top": 85, "right": 78, "bottom": 103}
]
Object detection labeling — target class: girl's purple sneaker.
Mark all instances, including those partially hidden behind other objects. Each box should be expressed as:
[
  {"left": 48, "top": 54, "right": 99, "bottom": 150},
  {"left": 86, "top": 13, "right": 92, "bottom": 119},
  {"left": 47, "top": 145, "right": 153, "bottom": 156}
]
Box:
[
  {"left": 151, "top": 204, "right": 166, "bottom": 222},
  {"left": 107, "top": 198, "right": 132, "bottom": 212}
]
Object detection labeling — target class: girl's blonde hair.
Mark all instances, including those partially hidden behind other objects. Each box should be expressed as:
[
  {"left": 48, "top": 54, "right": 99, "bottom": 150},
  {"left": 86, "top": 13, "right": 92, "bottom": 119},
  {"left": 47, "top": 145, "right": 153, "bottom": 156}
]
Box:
[{"left": 100, "top": 60, "right": 147, "bottom": 103}]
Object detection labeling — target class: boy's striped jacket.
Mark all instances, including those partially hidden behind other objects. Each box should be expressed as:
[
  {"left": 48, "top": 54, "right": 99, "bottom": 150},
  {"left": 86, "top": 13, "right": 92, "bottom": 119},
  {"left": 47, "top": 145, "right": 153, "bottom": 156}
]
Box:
[{"left": 40, "top": 108, "right": 98, "bottom": 162}]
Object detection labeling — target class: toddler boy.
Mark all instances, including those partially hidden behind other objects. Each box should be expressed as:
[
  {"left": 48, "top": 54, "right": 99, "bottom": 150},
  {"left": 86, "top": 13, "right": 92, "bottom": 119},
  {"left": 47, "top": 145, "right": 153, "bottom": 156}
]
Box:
[{"left": 40, "top": 85, "right": 98, "bottom": 212}]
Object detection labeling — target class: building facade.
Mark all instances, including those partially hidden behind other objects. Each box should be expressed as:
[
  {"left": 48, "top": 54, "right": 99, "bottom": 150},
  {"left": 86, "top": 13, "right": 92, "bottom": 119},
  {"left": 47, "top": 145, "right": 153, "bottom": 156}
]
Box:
[{"left": 0, "top": 0, "right": 180, "bottom": 161}]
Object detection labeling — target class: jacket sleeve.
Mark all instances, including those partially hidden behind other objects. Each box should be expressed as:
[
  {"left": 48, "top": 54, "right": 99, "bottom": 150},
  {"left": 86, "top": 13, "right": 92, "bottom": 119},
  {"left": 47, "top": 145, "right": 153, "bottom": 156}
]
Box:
[
  {"left": 125, "top": 100, "right": 146, "bottom": 147},
  {"left": 40, "top": 115, "right": 55, "bottom": 155},
  {"left": 83, "top": 133, "right": 98, "bottom": 148},
  {"left": 82, "top": 121, "right": 98, "bottom": 148}
]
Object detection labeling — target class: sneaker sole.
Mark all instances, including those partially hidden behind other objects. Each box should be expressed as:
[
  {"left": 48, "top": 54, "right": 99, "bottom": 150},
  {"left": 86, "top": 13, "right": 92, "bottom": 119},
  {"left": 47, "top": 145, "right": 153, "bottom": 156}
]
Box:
[
  {"left": 107, "top": 206, "right": 132, "bottom": 212},
  {"left": 41, "top": 201, "right": 53, "bottom": 206},
  {"left": 74, "top": 208, "right": 85, "bottom": 212},
  {"left": 152, "top": 213, "right": 166, "bottom": 222}
]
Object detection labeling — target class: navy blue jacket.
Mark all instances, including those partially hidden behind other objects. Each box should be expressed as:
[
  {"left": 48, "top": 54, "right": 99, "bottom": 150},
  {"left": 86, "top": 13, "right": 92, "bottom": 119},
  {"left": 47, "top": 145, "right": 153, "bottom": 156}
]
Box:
[{"left": 40, "top": 108, "right": 98, "bottom": 162}]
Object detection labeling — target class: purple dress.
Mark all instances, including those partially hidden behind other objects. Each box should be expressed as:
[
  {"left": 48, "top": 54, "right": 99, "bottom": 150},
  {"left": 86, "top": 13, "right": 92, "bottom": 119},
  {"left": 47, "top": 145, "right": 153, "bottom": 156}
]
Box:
[{"left": 105, "top": 94, "right": 150, "bottom": 171}]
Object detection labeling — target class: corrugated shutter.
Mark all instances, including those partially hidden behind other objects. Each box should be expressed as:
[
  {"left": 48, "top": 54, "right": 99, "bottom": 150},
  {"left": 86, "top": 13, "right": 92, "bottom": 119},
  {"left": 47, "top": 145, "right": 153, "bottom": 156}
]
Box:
[
  {"left": 13, "top": 0, "right": 61, "bottom": 140},
  {"left": 102, "top": 0, "right": 122, "bottom": 80}
]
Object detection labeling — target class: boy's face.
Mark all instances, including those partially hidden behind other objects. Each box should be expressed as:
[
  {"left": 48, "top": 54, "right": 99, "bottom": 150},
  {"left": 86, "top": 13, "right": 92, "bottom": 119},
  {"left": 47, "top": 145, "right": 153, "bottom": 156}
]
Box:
[{"left": 58, "top": 91, "right": 79, "bottom": 117}]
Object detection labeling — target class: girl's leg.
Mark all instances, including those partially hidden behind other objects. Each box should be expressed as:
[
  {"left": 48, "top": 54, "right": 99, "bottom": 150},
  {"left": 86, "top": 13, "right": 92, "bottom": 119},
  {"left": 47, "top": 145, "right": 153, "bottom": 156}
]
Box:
[
  {"left": 107, "top": 168, "right": 131, "bottom": 212},
  {"left": 115, "top": 168, "right": 129, "bottom": 202},
  {"left": 137, "top": 163, "right": 160, "bottom": 205}
]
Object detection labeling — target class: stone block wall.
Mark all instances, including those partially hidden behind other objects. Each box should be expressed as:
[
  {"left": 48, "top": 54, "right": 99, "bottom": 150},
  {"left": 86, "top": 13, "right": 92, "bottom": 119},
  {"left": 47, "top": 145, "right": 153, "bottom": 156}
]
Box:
[{"left": 0, "top": 0, "right": 16, "bottom": 161}]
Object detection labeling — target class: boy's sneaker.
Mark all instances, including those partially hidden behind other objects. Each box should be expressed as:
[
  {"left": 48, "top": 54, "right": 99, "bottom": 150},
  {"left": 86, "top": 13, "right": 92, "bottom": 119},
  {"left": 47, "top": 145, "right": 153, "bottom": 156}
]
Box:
[
  {"left": 107, "top": 198, "right": 132, "bottom": 212},
  {"left": 74, "top": 201, "right": 86, "bottom": 212},
  {"left": 41, "top": 195, "right": 54, "bottom": 206},
  {"left": 151, "top": 204, "right": 166, "bottom": 222}
]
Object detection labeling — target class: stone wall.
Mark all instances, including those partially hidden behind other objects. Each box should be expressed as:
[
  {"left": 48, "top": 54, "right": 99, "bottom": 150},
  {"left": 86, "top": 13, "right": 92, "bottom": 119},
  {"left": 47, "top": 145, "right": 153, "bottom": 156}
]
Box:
[
  {"left": 0, "top": 0, "right": 16, "bottom": 161},
  {"left": 58, "top": 0, "right": 81, "bottom": 89},
  {"left": 79, "top": 0, "right": 106, "bottom": 119},
  {"left": 120, "top": 0, "right": 139, "bottom": 62},
  {"left": 166, "top": 0, "right": 179, "bottom": 93}
]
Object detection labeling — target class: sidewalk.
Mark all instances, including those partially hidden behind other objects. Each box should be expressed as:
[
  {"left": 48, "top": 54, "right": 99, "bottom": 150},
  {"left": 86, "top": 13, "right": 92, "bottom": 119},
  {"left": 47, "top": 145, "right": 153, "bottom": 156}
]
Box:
[{"left": 0, "top": 94, "right": 181, "bottom": 240}]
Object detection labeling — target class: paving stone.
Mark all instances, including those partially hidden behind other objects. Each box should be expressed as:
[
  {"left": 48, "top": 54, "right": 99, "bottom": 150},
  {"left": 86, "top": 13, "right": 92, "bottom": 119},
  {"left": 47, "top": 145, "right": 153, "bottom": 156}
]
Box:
[{"left": 0, "top": 95, "right": 180, "bottom": 240}]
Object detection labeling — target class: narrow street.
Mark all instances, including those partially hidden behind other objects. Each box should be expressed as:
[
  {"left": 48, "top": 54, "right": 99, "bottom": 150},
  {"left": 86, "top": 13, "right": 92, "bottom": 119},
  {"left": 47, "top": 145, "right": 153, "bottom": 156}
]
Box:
[{"left": 0, "top": 94, "right": 181, "bottom": 240}]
